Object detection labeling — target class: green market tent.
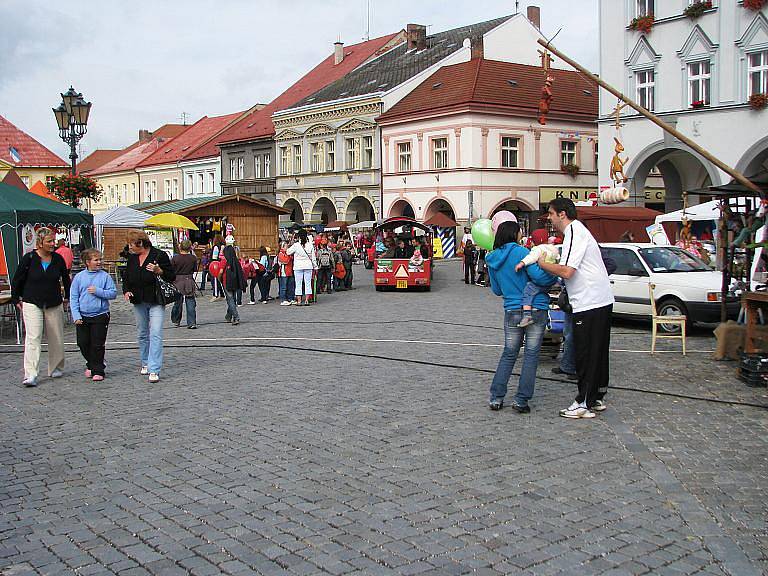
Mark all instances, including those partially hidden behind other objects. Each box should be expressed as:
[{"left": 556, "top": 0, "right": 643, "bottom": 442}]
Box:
[{"left": 0, "top": 182, "right": 93, "bottom": 279}]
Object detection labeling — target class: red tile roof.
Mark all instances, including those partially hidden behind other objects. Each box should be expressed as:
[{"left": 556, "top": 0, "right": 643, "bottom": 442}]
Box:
[
  {"left": 89, "top": 132, "right": 188, "bottom": 177},
  {"left": 77, "top": 149, "right": 123, "bottom": 174},
  {"left": 0, "top": 115, "right": 68, "bottom": 168},
  {"left": 377, "top": 58, "right": 598, "bottom": 124},
  {"left": 184, "top": 32, "right": 403, "bottom": 161},
  {"left": 122, "top": 124, "right": 190, "bottom": 153},
  {"left": 137, "top": 111, "right": 245, "bottom": 168}
]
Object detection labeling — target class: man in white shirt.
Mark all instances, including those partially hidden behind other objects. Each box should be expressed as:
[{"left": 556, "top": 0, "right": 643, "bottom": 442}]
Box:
[{"left": 537, "top": 198, "right": 614, "bottom": 419}]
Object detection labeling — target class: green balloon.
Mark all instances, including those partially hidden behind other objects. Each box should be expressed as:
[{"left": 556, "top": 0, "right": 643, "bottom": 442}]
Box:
[{"left": 471, "top": 219, "right": 494, "bottom": 250}]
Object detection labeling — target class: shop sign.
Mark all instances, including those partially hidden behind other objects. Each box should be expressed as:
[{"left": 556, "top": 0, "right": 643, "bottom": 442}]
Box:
[
  {"left": 539, "top": 187, "right": 597, "bottom": 204},
  {"left": 644, "top": 187, "right": 665, "bottom": 204}
]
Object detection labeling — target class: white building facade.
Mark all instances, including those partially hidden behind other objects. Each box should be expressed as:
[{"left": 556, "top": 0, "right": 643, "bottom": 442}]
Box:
[{"left": 599, "top": 1, "right": 768, "bottom": 210}]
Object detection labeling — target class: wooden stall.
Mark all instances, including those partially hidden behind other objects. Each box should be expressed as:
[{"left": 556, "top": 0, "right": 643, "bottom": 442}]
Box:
[{"left": 138, "top": 195, "right": 289, "bottom": 260}]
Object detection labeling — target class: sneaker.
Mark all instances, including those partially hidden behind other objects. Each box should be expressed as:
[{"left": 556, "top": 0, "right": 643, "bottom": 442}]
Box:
[
  {"left": 551, "top": 366, "right": 578, "bottom": 381},
  {"left": 50, "top": 369, "right": 63, "bottom": 378},
  {"left": 148, "top": 373, "right": 160, "bottom": 383},
  {"left": 173, "top": 322, "right": 181, "bottom": 327},
  {"left": 92, "top": 375, "right": 104, "bottom": 382},
  {"left": 560, "top": 403, "right": 596, "bottom": 419},
  {"left": 237, "top": 304, "right": 243, "bottom": 307},
  {"left": 22, "top": 376, "right": 37, "bottom": 387},
  {"left": 262, "top": 300, "right": 268, "bottom": 304},
  {"left": 592, "top": 400, "right": 607, "bottom": 412},
  {"left": 280, "top": 301, "right": 291, "bottom": 306},
  {"left": 232, "top": 319, "right": 240, "bottom": 326},
  {"left": 489, "top": 400, "right": 504, "bottom": 411},
  {"left": 249, "top": 301, "right": 257, "bottom": 305},
  {"left": 84, "top": 369, "right": 92, "bottom": 378},
  {"left": 140, "top": 366, "right": 149, "bottom": 375},
  {"left": 188, "top": 325, "right": 197, "bottom": 329},
  {"left": 510, "top": 402, "right": 531, "bottom": 414},
  {"left": 517, "top": 316, "right": 534, "bottom": 328}
]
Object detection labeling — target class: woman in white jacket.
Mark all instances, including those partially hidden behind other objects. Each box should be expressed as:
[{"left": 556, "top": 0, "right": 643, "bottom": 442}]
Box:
[{"left": 286, "top": 229, "right": 317, "bottom": 306}]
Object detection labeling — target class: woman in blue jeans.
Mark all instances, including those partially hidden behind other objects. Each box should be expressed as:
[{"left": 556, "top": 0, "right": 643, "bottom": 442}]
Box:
[
  {"left": 122, "top": 230, "right": 175, "bottom": 383},
  {"left": 486, "top": 221, "right": 555, "bottom": 413}
]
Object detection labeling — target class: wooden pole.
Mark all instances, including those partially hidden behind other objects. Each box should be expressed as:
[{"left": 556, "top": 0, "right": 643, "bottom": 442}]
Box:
[{"left": 537, "top": 38, "right": 763, "bottom": 197}]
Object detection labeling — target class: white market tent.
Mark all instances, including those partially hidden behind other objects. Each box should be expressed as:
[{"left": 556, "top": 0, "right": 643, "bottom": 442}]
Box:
[
  {"left": 94, "top": 205, "right": 150, "bottom": 252},
  {"left": 654, "top": 197, "right": 755, "bottom": 225},
  {"left": 349, "top": 220, "right": 377, "bottom": 230}
]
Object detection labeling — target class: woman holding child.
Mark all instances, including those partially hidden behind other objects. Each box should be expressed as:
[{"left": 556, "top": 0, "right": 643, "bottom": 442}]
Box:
[{"left": 486, "top": 221, "right": 556, "bottom": 413}]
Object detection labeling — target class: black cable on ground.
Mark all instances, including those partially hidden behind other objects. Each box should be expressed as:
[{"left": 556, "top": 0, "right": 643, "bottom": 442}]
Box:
[{"left": 5, "top": 340, "right": 762, "bottom": 410}]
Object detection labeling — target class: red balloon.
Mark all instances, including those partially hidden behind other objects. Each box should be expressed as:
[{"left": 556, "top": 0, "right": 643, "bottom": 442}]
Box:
[{"left": 208, "top": 261, "right": 221, "bottom": 276}]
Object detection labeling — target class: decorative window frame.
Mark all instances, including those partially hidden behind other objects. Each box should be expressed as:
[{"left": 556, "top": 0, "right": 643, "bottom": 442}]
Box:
[
  {"left": 292, "top": 144, "right": 302, "bottom": 175},
  {"left": 325, "top": 140, "right": 335, "bottom": 172},
  {"left": 736, "top": 13, "right": 768, "bottom": 101},
  {"left": 677, "top": 24, "right": 718, "bottom": 108},
  {"left": 254, "top": 155, "right": 262, "bottom": 179},
  {"left": 345, "top": 137, "right": 361, "bottom": 171},
  {"left": 499, "top": 133, "right": 524, "bottom": 169},
  {"left": 626, "top": 36, "right": 662, "bottom": 112},
  {"left": 362, "top": 135, "right": 374, "bottom": 169},
  {"left": 559, "top": 139, "right": 580, "bottom": 168},
  {"left": 430, "top": 135, "right": 449, "bottom": 170}
]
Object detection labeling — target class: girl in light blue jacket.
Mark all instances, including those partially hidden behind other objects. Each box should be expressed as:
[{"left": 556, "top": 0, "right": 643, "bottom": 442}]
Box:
[{"left": 70, "top": 249, "right": 117, "bottom": 381}]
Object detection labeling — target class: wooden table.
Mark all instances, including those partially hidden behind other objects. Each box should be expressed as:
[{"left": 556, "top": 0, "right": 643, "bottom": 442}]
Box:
[{"left": 741, "top": 291, "right": 768, "bottom": 354}]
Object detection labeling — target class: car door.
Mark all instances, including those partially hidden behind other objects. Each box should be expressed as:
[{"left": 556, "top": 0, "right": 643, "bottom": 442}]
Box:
[{"left": 602, "top": 247, "right": 650, "bottom": 316}]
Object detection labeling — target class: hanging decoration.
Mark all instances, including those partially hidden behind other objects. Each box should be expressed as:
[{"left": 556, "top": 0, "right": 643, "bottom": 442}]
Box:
[
  {"left": 601, "top": 101, "right": 631, "bottom": 204},
  {"left": 537, "top": 48, "right": 555, "bottom": 125}
]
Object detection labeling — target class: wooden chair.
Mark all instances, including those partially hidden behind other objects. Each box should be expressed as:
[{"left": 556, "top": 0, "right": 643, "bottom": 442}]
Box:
[{"left": 649, "top": 283, "right": 686, "bottom": 355}]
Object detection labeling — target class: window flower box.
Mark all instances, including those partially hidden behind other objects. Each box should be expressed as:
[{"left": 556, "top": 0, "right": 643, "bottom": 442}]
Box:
[
  {"left": 561, "top": 163, "right": 580, "bottom": 178},
  {"left": 684, "top": 1, "right": 712, "bottom": 19},
  {"left": 749, "top": 93, "right": 767, "bottom": 110},
  {"left": 629, "top": 15, "right": 654, "bottom": 34},
  {"left": 691, "top": 100, "right": 706, "bottom": 109},
  {"left": 742, "top": 0, "right": 767, "bottom": 12}
]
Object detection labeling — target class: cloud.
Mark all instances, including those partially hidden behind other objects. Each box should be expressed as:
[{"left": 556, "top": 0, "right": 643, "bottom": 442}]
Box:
[{"left": 0, "top": 0, "right": 598, "bottom": 160}]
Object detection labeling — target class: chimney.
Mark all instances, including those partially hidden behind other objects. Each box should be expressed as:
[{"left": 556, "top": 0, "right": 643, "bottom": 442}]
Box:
[
  {"left": 406, "top": 24, "right": 427, "bottom": 51},
  {"left": 334, "top": 41, "right": 344, "bottom": 65},
  {"left": 138, "top": 129, "right": 152, "bottom": 142},
  {"left": 527, "top": 5, "right": 541, "bottom": 30},
  {"left": 470, "top": 36, "right": 484, "bottom": 60}
]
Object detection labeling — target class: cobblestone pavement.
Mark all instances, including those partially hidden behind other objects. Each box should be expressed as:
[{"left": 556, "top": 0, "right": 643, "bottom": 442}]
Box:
[{"left": 1, "top": 260, "right": 766, "bottom": 575}]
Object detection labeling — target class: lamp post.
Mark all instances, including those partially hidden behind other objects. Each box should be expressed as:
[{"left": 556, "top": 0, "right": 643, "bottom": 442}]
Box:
[{"left": 52, "top": 86, "right": 92, "bottom": 176}]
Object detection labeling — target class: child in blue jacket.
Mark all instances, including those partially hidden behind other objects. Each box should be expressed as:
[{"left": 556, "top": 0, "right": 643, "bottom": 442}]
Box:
[{"left": 70, "top": 249, "right": 117, "bottom": 381}]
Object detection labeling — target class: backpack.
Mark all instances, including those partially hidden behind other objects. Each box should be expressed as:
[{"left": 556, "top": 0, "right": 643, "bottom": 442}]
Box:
[
  {"left": 333, "top": 261, "right": 347, "bottom": 279},
  {"left": 318, "top": 249, "right": 332, "bottom": 269}
]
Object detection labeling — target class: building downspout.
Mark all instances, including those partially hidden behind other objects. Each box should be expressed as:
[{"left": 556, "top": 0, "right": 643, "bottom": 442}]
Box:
[{"left": 378, "top": 121, "right": 384, "bottom": 221}]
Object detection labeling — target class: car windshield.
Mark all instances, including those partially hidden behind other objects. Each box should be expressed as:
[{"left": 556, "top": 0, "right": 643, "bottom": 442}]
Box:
[{"left": 638, "top": 247, "right": 710, "bottom": 273}]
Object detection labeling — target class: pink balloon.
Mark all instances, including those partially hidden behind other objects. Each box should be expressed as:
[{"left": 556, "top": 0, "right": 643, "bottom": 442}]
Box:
[{"left": 491, "top": 210, "right": 517, "bottom": 234}]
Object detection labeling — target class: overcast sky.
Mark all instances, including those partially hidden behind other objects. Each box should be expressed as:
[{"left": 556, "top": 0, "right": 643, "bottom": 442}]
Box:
[{"left": 0, "top": 0, "right": 598, "bottom": 162}]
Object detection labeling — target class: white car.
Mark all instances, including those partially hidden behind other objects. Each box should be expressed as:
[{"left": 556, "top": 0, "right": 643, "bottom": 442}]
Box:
[{"left": 599, "top": 243, "right": 739, "bottom": 333}]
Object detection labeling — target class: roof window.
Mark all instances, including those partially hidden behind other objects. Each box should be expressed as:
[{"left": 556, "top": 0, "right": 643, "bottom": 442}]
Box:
[
  {"left": 432, "top": 82, "right": 443, "bottom": 89},
  {"left": 507, "top": 80, "right": 518, "bottom": 87},
  {"left": 582, "top": 89, "right": 593, "bottom": 96}
]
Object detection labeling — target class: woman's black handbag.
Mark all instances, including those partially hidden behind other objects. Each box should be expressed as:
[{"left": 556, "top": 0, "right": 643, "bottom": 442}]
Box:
[{"left": 156, "top": 276, "right": 182, "bottom": 306}]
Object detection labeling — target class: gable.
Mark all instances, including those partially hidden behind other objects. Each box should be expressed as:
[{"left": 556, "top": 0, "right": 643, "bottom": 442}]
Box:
[
  {"left": 625, "top": 36, "right": 661, "bottom": 68},
  {"left": 338, "top": 119, "right": 376, "bottom": 133},
  {"left": 274, "top": 129, "right": 303, "bottom": 141},
  {"left": 305, "top": 124, "right": 336, "bottom": 137},
  {"left": 677, "top": 25, "right": 718, "bottom": 60},
  {"left": 736, "top": 13, "right": 768, "bottom": 51}
]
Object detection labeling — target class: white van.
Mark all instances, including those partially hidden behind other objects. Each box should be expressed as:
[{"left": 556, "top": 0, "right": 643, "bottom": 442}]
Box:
[{"left": 599, "top": 243, "right": 739, "bottom": 333}]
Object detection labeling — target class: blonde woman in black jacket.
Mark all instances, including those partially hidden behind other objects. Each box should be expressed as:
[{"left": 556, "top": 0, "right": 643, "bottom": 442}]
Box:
[{"left": 11, "top": 227, "right": 71, "bottom": 387}]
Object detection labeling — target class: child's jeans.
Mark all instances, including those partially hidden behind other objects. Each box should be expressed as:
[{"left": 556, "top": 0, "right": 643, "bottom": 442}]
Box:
[{"left": 522, "top": 281, "right": 549, "bottom": 311}]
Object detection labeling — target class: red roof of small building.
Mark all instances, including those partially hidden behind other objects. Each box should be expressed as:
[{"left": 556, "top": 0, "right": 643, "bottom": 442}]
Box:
[
  {"left": 77, "top": 149, "right": 123, "bottom": 174},
  {"left": 137, "top": 111, "right": 245, "bottom": 168},
  {"left": 0, "top": 115, "right": 68, "bottom": 168},
  {"left": 89, "top": 132, "right": 187, "bottom": 177},
  {"left": 377, "top": 58, "right": 598, "bottom": 124},
  {"left": 185, "top": 32, "right": 402, "bottom": 161}
]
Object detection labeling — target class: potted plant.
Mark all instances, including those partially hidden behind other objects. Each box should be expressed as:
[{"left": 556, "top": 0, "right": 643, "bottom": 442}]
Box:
[
  {"left": 561, "top": 163, "right": 580, "bottom": 178},
  {"left": 691, "top": 99, "right": 706, "bottom": 109},
  {"left": 749, "top": 93, "right": 767, "bottom": 110},
  {"left": 742, "top": 0, "right": 767, "bottom": 12},
  {"left": 629, "top": 15, "right": 654, "bottom": 34},
  {"left": 684, "top": 1, "right": 712, "bottom": 19}
]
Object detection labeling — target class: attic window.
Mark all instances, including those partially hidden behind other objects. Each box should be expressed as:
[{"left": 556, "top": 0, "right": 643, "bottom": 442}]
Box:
[
  {"left": 181, "top": 146, "right": 190, "bottom": 151},
  {"left": 367, "top": 80, "right": 377, "bottom": 85},
  {"left": 432, "top": 82, "right": 442, "bottom": 89},
  {"left": 306, "top": 97, "right": 316, "bottom": 102},
  {"left": 507, "top": 80, "right": 517, "bottom": 87},
  {"left": 9, "top": 147, "right": 21, "bottom": 163},
  {"left": 582, "top": 89, "right": 593, "bottom": 96},
  {"left": 339, "top": 91, "right": 349, "bottom": 96},
  {"left": 378, "top": 83, "right": 388, "bottom": 89}
]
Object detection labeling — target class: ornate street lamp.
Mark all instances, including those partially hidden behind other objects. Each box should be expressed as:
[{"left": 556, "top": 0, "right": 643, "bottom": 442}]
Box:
[{"left": 52, "top": 86, "right": 92, "bottom": 175}]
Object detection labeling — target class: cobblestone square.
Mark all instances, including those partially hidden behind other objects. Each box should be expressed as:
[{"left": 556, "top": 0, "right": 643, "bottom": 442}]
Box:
[{"left": 1, "top": 261, "right": 766, "bottom": 575}]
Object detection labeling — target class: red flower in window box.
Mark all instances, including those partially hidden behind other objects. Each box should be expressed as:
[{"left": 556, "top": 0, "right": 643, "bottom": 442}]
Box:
[
  {"left": 684, "top": 1, "right": 712, "bottom": 19},
  {"left": 749, "top": 93, "right": 767, "bottom": 110},
  {"left": 742, "top": 0, "right": 767, "bottom": 11},
  {"left": 691, "top": 100, "right": 706, "bottom": 109},
  {"left": 629, "top": 15, "right": 654, "bottom": 34},
  {"left": 561, "top": 163, "right": 580, "bottom": 178}
]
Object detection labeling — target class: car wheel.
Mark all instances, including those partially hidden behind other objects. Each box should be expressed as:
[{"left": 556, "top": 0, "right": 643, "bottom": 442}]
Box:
[{"left": 657, "top": 298, "right": 688, "bottom": 335}]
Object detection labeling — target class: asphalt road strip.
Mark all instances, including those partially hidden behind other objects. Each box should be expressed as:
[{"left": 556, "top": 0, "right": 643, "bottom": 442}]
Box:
[{"left": 0, "top": 335, "right": 715, "bottom": 353}]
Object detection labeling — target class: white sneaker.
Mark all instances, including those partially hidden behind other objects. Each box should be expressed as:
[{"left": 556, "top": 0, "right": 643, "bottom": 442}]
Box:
[
  {"left": 148, "top": 373, "right": 160, "bottom": 383},
  {"left": 249, "top": 301, "right": 257, "bottom": 305},
  {"left": 50, "top": 369, "right": 63, "bottom": 378},
  {"left": 592, "top": 400, "right": 607, "bottom": 412},
  {"left": 280, "top": 300, "right": 291, "bottom": 306},
  {"left": 22, "top": 376, "right": 37, "bottom": 387},
  {"left": 560, "top": 403, "right": 596, "bottom": 419},
  {"left": 140, "top": 366, "right": 149, "bottom": 375}
]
